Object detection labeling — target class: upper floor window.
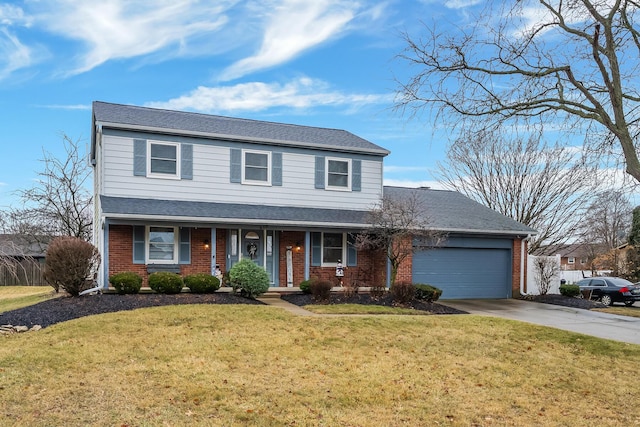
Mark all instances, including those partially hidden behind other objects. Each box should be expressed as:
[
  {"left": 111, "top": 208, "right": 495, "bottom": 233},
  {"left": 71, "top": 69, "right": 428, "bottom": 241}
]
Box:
[
  {"left": 148, "top": 141, "right": 180, "bottom": 179},
  {"left": 242, "top": 150, "right": 271, "bottom": 185},
  {"left": 326, "top": 158, "right": 351, "bottom": 191},
  {"left": 567, "top": 257, "right": 575, "bottom": 264}
]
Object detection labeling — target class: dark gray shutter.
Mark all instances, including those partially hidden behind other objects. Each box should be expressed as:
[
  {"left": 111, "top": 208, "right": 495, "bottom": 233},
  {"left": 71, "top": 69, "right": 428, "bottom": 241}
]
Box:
[
  {"left": 179, "top": 227, "right": 190, "bottom": 264},
  {"left": 133, "top": 226, "right": 145, "bottom": 264},
  {"left": 230, "top": 148, "right": 242, "bottom": 183},
  {"left": 133, "top": 139, "right": 147, "bottom": 176},
  {"left": 347, "top": 233, "right": 357, "bottom": 266},
  {"left": 352, "top": 160, "right": 361, "bottom": 192},
  {"left": 311, "top": 232, "right": 322, "bottom": 266},
  {"left": 315, "top": 156, "right": 325, "bottom": 189},
  {"left": 272, "top": 152, "right": 282, "bottom": 186},
  {"left": 181, "top": 144, "right": 193, "bottom": 180}
]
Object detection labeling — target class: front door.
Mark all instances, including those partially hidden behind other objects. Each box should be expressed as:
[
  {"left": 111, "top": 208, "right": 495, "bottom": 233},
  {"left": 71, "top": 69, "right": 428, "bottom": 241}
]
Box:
[
  {"left": 242, "top": 230, "right": 262, "bottom": 265},
  {"left": 227, "top": 229, "right": 278, "bottom": 285}
]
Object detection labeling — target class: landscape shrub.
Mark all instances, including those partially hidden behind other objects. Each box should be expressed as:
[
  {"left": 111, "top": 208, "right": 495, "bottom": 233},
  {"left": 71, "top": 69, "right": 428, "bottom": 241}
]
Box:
[
  {"left": 391, "top": 281, "right": 415, "bottom": 305},
  {"left": 148, "top": 272, "right": 184, "bottom": 294},
  {"left": 184, "top": 273, "right": 220, "bottom": 293},
  {"left": 559, "top": 283, "right": 580, "bottom": 297},
  {"left": 109, "top": 272, "right": 143, "bottom": 294},
  {"left": 414, "top": 284, "right": 442, "bottom": 302},
  {"left": 310, "top": 280, "right": 333, "bottom": 302},
  {"left": 299, "top": 277, "right": 317, "bottom": 294},
  {"left": 229, "top": 259, "right": 270, "bottom": 298},
  {"left": 44, "top": 236, "right": 101, "bottom": 297}
]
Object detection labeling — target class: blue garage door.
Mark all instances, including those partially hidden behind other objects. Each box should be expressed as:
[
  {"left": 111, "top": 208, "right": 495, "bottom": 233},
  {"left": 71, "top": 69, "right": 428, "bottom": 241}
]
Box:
[{"left": 412, "top": 246, "right": 512, "bottom": 299}]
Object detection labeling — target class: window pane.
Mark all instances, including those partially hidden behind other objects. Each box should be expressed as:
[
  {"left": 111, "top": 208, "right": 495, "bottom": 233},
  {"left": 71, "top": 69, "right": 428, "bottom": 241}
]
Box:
[
  {"left": 328, "top": 174, "right": 348, "bottom": 187},
  {"left": 149, "top": 227, "right": 175, "bottom": 260},
  {"left": 151, "top": 159, "right": 177, "bottom": 174},
  {"left": 323, "top": 248, "right": 342, "bottom": 263},
  {"left": 323, "top": 233, "right": 343, "bottom": 263},
  {"left": 151, "top": 144, "right": 176, "bottom": 160},
  {"left": 245, "top": 167, "right": 268, "bottom": 181},
  {"left": 246, "top": 152, "right": 268, "bottom": 167},
  {"left": 328, "top": 160, "right": 348, "bottom": 174}
]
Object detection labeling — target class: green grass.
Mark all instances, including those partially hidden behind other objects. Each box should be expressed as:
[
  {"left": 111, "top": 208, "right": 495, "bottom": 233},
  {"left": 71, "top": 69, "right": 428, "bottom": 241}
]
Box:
[
  {"left": 1, "top": 304, "right": 640, "bottom": 426},
  {"left": 0, "top": 286, "right": 55, "bottom": 314}
]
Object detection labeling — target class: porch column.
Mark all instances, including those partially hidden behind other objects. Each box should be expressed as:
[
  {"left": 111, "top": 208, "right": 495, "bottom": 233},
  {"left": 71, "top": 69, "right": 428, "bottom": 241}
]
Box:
[{"left": 304, "top": 231, "right": 310, "bottom": 281}]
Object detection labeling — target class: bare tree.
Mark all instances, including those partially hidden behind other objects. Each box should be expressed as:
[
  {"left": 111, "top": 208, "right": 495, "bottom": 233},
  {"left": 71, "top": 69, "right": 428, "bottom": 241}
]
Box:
[
  {"left": 533, "top": 256, "right": 560, "bottom": 295},
  {"left": 396, "top": 0, "right": 640, "bottom": 184},
  {"left": 438, "top": 129, "right": 599, "bottom": 253},
  {"left": 5, "top": 134, "right": 93, "bottom": 241},
  {"left": 583, "top": 190, "right": 631, "bottom": 274},
  {"left": 355, "top": 190, "right": 445, "bottom": 286}
]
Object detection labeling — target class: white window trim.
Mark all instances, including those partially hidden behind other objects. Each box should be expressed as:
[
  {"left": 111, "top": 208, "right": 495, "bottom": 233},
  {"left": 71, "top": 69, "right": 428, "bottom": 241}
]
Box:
[
  {"left": 147, "top": 141, "right": 181, "bottom": 180},
  {"left": 325, "top": 157, "right": 351, "bottom": 191},
  {"left": 146, "top": 226, "right": 179, "bottom": 264},
  {"left": 567, "top": 257, "right": 575, "bottom": 264},
  {"left": 242, "top": 149, "right": 271, "bottom": 186},
  {"left": 321, "top": 232, "right": 347, "bottom": 267}
]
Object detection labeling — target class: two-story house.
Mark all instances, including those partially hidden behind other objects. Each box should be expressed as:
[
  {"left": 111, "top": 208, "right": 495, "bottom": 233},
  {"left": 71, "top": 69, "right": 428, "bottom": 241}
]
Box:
[{"left": 91, "top": 101, "right": 535, "bottom": 299}]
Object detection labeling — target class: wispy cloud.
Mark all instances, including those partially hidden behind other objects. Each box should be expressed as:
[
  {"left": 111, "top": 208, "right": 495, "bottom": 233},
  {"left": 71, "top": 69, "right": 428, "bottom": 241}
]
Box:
[
  {"left": 146, "top": 77, "right": 391, "bottom": 113},
  {"left": 29, "top": 0, "right": 234, "bottom": 75},
  {"left": 383, "top": 178, "right": 448, "bottom": 189},
  {"left": 36, "top": 104, "right": 92, "bottom": 110},
  {"left": 219, "top": 0, "right": 359, "bottom": 81},
  {"left": 0, "top": 28, "right": 32, "bottom": 80}
]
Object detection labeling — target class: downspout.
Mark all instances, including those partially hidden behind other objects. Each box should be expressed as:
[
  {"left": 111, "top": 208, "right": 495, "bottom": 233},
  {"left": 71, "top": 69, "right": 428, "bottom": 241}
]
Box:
[{"left": 520, "top": 234, "right": 532, "bottom": 296}]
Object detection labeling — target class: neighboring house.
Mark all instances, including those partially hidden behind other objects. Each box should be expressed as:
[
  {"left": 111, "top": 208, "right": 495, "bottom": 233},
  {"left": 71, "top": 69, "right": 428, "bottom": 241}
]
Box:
[
  {"left": 91, "top": 101, "right": 535, "bottom": 299},
  {"left": 537, "top": 243, "right": 606, "bottom": 271},
  {"left": 0, "top": 234, "right": 47, "bottom": 286}
]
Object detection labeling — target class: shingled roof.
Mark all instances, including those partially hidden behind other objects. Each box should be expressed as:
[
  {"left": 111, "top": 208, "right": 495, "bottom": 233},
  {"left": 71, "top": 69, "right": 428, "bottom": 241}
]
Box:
[
  {"left": 383, "top": 186, "right": 536, "bottom": 235},
  {"left": 101, "top": 187, "right": 535, "bottom": 235},
  {"left": 91, "top": 101, "right": 390, "bottom": 160}
]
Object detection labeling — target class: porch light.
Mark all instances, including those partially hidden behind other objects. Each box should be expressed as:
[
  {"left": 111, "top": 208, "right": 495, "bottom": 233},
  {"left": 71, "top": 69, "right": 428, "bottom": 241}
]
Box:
[
  {"left": 203, "top": 239, "right": 210, "bottom": 249},
  {"left": 295, "top": 241, "right": 302, "bottom": 252}
]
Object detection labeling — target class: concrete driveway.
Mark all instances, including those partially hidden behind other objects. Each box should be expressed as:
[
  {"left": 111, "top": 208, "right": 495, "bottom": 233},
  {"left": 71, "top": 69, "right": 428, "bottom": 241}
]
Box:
[{"left": 443, "top": 299, "right": 640, "bottom": 345}]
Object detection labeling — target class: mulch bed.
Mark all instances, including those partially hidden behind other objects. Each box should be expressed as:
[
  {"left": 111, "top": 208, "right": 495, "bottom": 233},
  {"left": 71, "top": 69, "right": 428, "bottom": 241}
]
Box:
[
  {"left": 1, "top": 291, "right": 606, "bottom": 330},
  {"left": 0, "top": 292, "right": 263, "bottom": 329},
  {"left": 523, "top": 294, "right": 607, "bottom": 309},
  {"left": 281, "top": 292, "right": 468, "bottom": 315}
]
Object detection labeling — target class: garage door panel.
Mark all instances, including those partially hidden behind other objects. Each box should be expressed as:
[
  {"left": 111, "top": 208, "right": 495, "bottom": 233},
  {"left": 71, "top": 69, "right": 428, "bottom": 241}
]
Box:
[{"left": 412, "top": 247, "right": 511, "bottom": 299}]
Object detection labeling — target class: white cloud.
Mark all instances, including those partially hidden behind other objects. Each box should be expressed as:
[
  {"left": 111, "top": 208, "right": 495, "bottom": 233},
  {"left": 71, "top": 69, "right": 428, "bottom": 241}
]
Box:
[
  {"left": 0, "top": 28, "right": 32, "bottom": 80},
  {"left": 37, "top": 104, "right": 92, "bottom": 110},
  {"left": 30, "top": 0, "right": 234, "bottom": 75},
  {"left": 146, "top": 77, "right": 391, "bottom": 113},
  {"left": 443, "top": 0, "right": 482, "bottom": 10},
  {"left": 383, "top": 178, "right": 448, "bottom": 190},
  {"left": 219, "top": 0, "right": 359, "bottom": 81}
]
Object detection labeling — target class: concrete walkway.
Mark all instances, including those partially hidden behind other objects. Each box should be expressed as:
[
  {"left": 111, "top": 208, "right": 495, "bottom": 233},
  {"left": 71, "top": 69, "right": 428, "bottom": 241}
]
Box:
[
  {"left": 443, "top": 299, "right": 640, "bottom": 345},
  {"left": 256, "top": 296, "right": 318, "bottom": 316}
]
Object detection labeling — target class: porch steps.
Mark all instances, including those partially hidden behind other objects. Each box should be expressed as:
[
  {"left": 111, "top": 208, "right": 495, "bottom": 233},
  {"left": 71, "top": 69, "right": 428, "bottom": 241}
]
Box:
[{"left": 259, "top": 292, "right": 282, "bottom": 299}]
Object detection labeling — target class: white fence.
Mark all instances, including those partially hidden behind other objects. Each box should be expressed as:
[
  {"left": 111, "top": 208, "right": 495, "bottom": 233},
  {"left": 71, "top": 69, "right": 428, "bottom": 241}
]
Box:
[{"left": 525, "top": 255, "right": 612, "bottom": 295}]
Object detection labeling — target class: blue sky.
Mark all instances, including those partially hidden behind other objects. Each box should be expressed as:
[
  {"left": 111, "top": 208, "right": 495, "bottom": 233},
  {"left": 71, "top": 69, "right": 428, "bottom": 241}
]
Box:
[{"left": 0, "top": 0, "right": 475, "bottom": 209}]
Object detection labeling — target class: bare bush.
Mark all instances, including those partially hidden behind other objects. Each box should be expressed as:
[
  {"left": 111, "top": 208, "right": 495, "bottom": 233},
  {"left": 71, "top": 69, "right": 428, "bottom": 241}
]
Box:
[
  {"left": 533, "top": 257, "right": 560, "bottom": 296},
  {"left": 44, "top": 236, "right": 100, "bottom": 296}
]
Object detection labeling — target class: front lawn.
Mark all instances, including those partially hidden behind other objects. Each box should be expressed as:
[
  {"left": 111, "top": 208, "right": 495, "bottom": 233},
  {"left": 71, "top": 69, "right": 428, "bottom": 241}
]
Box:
[
  {"left": 0, "top": 286, "right": 55, "bottom": 314},
  {"left": 595, "top": 305, "right": 640, "bottom": 318},
  {"left": 1, "top": 304, "right": 639, "bottom": 426}
]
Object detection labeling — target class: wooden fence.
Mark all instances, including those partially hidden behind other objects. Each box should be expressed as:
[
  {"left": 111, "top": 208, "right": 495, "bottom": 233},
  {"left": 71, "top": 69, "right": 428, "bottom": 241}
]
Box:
[{"left": 0, "top": 258, "right": 46, "bottom": 286}]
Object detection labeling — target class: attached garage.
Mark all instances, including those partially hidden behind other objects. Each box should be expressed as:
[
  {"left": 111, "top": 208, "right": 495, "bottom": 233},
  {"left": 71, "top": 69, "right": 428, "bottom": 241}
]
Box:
[{"left": 412, "top": 236, "right": 513, "bottom": 299}]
